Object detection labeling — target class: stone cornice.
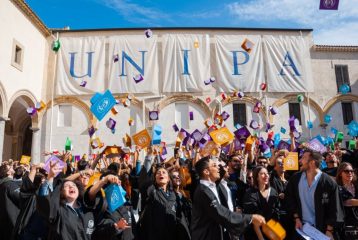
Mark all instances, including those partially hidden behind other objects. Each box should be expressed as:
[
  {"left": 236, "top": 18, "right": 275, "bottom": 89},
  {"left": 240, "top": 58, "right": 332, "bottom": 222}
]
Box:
[
  {"left": 11, "top": 0, "right": 51, "bottom": 37},
  {"left": 313, "top": 45, "right": 358, "bottom": 52}
]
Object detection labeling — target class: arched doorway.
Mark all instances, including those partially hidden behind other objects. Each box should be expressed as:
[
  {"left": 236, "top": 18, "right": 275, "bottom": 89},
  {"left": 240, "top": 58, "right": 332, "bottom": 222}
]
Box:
[{"left": 3, "top": 94, "right": 37, "bottom": 161}]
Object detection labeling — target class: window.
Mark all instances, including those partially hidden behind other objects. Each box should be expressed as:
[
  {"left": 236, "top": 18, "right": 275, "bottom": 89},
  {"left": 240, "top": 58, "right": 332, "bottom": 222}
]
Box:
[
  {"left": 289, "top": 103, "right": 302, "bottom": 125},
  {"left": 233, "top": 103, "right": 247, "bottom": 126},
  {"left": 57, "top": 105, "right": 72, "bottom": 127},
  {"left": 335, "top": 65, "right": 350, "bottom": 93},
  {"left": 341, "top": 102, "right": 353, "bottom": 125},
  {"left": 175, "top": 103, "right": 189, "bottom": 129},
  {"left": 11, "top": 39, "right": 24, "bottom": 71}
]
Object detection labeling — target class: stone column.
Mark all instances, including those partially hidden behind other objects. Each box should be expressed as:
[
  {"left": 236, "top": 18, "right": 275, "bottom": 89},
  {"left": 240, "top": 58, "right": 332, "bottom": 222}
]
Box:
[
  {"left": 30, "top": 127, "right": 41, "bottom": 163},
  {"left": 0, "top": 120, "right": 5, "bottom": 163}
]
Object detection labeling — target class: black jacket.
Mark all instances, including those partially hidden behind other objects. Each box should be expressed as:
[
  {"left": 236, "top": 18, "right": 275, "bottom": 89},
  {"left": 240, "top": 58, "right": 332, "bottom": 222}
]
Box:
[
  {"left": 285, "top": 171, "right": 345, "bottom": 233},
  {"left": 36, "top": 179, "right": 100, "bottom": 240},
  {"left": 0, "top": 178, "right": 22, "bottom": 240},
  {"left": 191, "top": 183, "right": 252, "bottom": 240}
]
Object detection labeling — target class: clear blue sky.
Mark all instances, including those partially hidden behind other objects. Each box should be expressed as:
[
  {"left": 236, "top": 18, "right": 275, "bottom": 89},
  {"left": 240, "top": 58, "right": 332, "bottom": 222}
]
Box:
[{"left": 26, "top": 0, "right": 358, "bottom": 45}]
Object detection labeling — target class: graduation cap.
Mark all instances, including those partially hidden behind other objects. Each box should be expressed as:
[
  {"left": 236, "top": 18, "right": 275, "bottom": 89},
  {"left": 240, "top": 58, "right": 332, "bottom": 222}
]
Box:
[
  {"left": 88, "top": 125, "right": 96, "bottom": 138},
  {"left": 204, "top": 119, "right": 214, "bottom": 128},
  {"left": 20, "top": 155, "right": 31, "bottom": 165},
  {"left": 280, "top": 127, "right": 287, "bottom": 134},
  {"left": 324, "top": 114, "right": 332, "bottom": 124},
  {"left": 106, "top": 118, "right": 116, "bottom": 130},
  {"left": 79, "top": 80, "right": 87, "bottom": 87},
  {"left": 102, "top": 145, "right": 123, "bottom": 158},
  {"left": 52, "top": 39, "right": 61, "bottom": 52},
  {"left": 238, "top": 92, "right": 244, "bottom": 99},
  {"left": 234, "top": 126, "right": 251, "bottom": 140},
  {"left": 44, "top": 155, "right": 66, "bottom": 176},
  {"left": 26, "top": 107, "right": 37, "bottom": 116},
  {"left": 206, "top": 97, "right": 211, "bottom": 103},
  {"left": 128, "top": 118, "right": 135, "bottom": 126},
  {"left": 277, "top": 140, "right": 290, "bottom": 151},
  {"left": 253, "top": 102, "right": 262, "bottom": 113},
  {"left": 269, "top": 106, "right": 278, "bottom": 115},
  {"left": 144, "top": 29, "right": 153, "bottom": 38},
  {"left": 132, "top": 129, "right": 151, "bottom": 148},
  {"left": 172, "top": 124, "right": 179, "bottom": 132},
  {"left": 339, "top": 84, "right": 350, "bottom": 94},
  {"left": 199, "top": 133, "right": 211, "bottom": 144},
  {"left": 194, "top": 40, "right": 199, "bottom": 48},
  {"left": 221, "top": 111, "right": 230, "bottom": 121},
  {"left": 241, "top": 38, "right": 254, "bottom": 53},
  {"left": 265, "top": 122, "right": 273, "bottom": 132},
  {"left": 297, "top": 94, "right": 304, "bottom": 103},
  {"left": 191, "top": 129, "right": 203, "bottom": 142},
  {"left": 307, "top": 138, "right": 326, "bottom": 154},
  {"left": 260, "top": 83, "right": 267, "bottom": 91},
  {"left": 214, "top": 114, "right": 223, "bottom": 126},
  {"left": 35, "top": 101, "right": 46, "bottom": 112},
  {"left": 288, "top": 116, "right": 300, "bottom": 132},
  {"left": 65, "top": 137, "right": 72, "bottom": 151},
  {"left": 105, "top": 184, "right": 127, "bottom": 213},
  {"left": 111, "top": 105, "right": 120, "bottom": 115},
  {"left": 113, "top": 54, "right": 119, "bottom": 63},
  {"left": 149, "top": 111, "right": 159, "bottom": 121},
  {"left": 90, "top": 90, "right": 116, "bottom": 121},
  {"left": 307, "top": 121, "right": 313, "bottom": 129},
  {"left": 249, "top": 120, "right": 260, "bottom": 130},
  {"left": 189, "top": 111, "right": 194, "bottom": 121},
  {"left": 133, "top": 74, "right": 144, "bottom": 84}
]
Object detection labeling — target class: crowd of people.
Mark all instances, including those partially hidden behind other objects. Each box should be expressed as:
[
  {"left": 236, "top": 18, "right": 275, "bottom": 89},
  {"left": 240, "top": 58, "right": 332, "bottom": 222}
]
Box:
[{"left": 0, "top": 134, "right": 357, "bottom": 240}]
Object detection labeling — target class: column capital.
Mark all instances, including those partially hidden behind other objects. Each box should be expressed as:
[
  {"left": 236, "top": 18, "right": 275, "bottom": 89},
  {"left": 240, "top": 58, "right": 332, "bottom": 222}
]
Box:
[{"left": 30, "top": 127, "right": 40, "bottom": 132}]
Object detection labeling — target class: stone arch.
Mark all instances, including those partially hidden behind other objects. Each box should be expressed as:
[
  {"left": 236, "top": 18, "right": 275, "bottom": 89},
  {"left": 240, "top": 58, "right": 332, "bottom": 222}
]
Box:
[
  {"left": 40, "top": 96, "right": 93, "bottom": 126},
  {"left": 7, "top": 90, "right": 38, "bottom": 128},
  {"left": 323, "top": 94, "right": 358, "bottom": 115},
  {"left": 158, "top": 94, "right": 212, "bottom": 117},
  {"left": 215, "top": 95, "right": 268, "bottom": 123},
  {"left": 272, "top": 94, "right": 324, "bottom": 123}
]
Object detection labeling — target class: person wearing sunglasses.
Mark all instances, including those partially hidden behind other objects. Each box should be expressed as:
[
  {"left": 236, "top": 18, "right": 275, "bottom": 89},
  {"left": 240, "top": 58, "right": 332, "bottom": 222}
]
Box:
[
  {"left": 323, "top": 152, "right": 339, "bottom": 179},
  {"left": 336, "top": 162, "right": 358, "bottom": 239}
]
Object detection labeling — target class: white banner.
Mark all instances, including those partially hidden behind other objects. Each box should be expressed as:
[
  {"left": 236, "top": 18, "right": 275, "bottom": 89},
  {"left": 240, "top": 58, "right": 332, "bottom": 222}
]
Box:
[
  {"left": 263, "top": 35, "right": 313, "bottom": 92},
  {"left": 108, "top": 35, "right": 159, "bottom": 93},
  {"left": 56, "top": 36, "right": 106, "bottom": 95},
  {"left": 162, "top": 34, "right": 211, "bottom": 93},
  {"left": 214, "top": 35, "right": 265, "bottom": 92},
  {"left": 55, "top": 34, "right": 314, "bottom": 95}
]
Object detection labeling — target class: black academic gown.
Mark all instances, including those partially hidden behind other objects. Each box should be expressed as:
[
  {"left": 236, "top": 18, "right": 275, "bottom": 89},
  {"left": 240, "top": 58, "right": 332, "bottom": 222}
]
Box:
[
  {"left": 285, "top": 171, "right": 345, "bottom": 234},
  {"left": 12, "top": 175, "right": 47, "bottom": 240},
  {"left": 0, "top": 178, "right": 22, "bottom": 240},
  {"left": 242, "top": 187, "right": 280, "bottom": 240},
  {"left": 36, "top": 179, "right": 100, "bottom": 240},
  {"left": 191, "top": 183, "right": 252, "bottom": 240}
]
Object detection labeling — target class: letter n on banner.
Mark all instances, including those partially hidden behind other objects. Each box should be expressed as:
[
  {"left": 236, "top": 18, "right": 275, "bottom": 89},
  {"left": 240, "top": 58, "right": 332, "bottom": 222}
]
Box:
[{"left": 120, "top": 51, "right": 147, "bottom": 76}]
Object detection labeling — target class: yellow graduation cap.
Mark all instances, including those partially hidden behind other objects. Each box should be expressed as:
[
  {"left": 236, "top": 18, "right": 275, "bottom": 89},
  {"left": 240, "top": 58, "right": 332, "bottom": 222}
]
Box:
[
  {"left": 209, "top": 127, "right": 234, "bottom": 146},
  {"left": 20, "top": 155, "right": 31, "bottom": 165},
  {"left": 132, "top": 129, "right": 151, "bottom": 148},
  {"left": 262, "top": 219, "right": 286, "bottom": 240},
  {"left": 283, "top": 152, "right": 299, "bottom": 171},
  {"left": 123, "top": 133, "right": 132, "bottom": 147}
]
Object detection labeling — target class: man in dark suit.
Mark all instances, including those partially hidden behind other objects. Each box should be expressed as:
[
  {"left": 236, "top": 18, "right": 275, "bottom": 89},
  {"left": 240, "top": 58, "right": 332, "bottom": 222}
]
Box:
[{"left": 191, "top": 156, "right": 265, "bottom": 240}]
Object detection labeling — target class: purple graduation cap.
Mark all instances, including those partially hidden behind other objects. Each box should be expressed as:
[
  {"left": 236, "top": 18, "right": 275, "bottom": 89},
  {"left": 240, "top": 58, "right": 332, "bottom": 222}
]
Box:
[
  {"left": 44, "top": 155, "right": 67, "bottom": 176},
  {"left": 233, "top": 138, "right": 242, "bottom": 151},
  {"left": 269, "top": 106, "right": 278, "bottom": 115},
  {"left": 319, "top": 0, "right": 339, "bottom": 10},
  {"left": 260, "top": 143, "right": 270, "bottom": 154},
  {"left": 88, "top": 126, "right": 96, "bottom": 138},
  {"left": 308, "top": 138, "right": 326, "bottom": 154},
  {"left": 182, "top": 136, "right": 190, "bottom": 146},
  {"left": 74, "top": 155, "right": 81, "bottom": 162},
  {"left": 113, "top": 54, "right": 119, "bottom": 63},
  {"left": 80, "top": 80, "right": 87, "bottom": 87},
  {"left": 253, "top": 102, "right": 262, "bottom": 113},
  {"left": 238, "top": 92, "right": 244, "bottom": 99},
  {"left": 266, "top": 122, "right": 273, "bottom": 132},
  {"left": 191, "top": 129, "right": 203, "bottom": 142},
  {"left": 266, "top": 138, "right": 274, "bottom": 148},
  {"left": 289, "top": 116, "right": 300, "bottom": 132},
  {"left": 179, "top": 128, "right": 190, "bottom": 139},
  {"left": 144, "top": 29, "right": 153, "bottom": 38},
  {"left": 204, "top": 78, "right": 211, "bottom": 85},
  {"left": 26, "top": 107, "right": 37, "bottom": 116},
  {"left": 189, "top": 111, "right": 194, "bottom": 121},
  {"left": 234, "top": 126, "right": 251, "bottom": 140},
  {"left": 172, "top": 124, "right": 179, "bottom": 132},
  {"left": 221, "top": 111, "right": 230, "bottom": 121},
  {"left": 133, "top": 74, "right": 144, "bottom": 84},
  {"left": 249, "top": 120, "right": 259, "bottom": 130},
  {"left": 149, "top": 111, "right": 159, "bottom": 120},
  {"left": 277, "top": 140, "right": 290, "bottom": 150},
  {"left": 210, "top": 77, "right": 216, "bottom": 83},
  {"left": 199, "top": 133, "right": 211, "bottom": 144},
  {"left": 293, "top": 130, "right": 301, "bottom": 139},
  {"left": 106, "top": 118, "right": 116, "bottom": 130}
]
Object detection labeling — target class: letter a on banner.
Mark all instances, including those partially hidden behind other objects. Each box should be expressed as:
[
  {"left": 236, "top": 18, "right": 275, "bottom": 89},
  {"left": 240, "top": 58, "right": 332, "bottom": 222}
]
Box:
[{"left": 279, "top": 52, "right": 301, "bottom": 76}]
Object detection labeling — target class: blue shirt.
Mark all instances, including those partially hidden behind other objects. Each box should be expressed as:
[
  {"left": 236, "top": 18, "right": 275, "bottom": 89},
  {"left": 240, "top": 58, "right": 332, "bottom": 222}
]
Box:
[{"left": 298, "top": 171, "right": 322, "bottom": 226}]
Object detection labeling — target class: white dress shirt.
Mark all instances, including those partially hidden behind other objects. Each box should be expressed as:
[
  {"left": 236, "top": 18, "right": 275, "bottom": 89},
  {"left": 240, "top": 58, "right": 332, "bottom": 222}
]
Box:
[{"left": 200, "top": 179, "right": 221, "bottom": 204}]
